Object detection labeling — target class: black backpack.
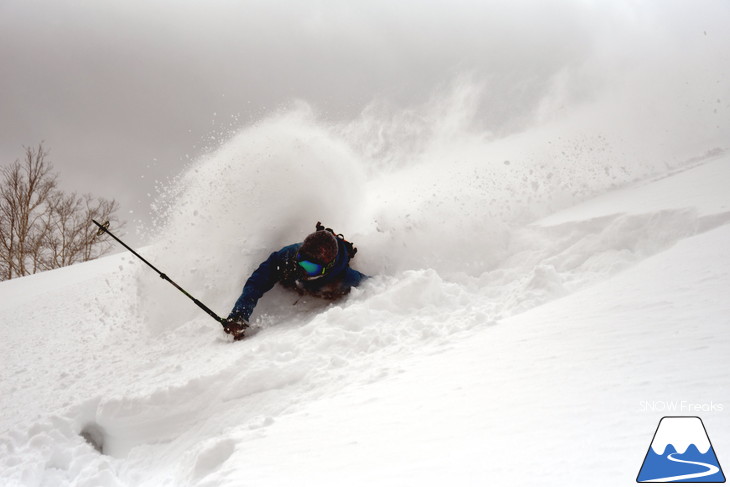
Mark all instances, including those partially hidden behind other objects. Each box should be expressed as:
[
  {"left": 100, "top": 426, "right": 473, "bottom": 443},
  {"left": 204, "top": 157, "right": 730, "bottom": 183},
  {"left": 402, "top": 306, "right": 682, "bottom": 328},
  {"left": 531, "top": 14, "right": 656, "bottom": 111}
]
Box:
[{"left": 315, "top": 222, "right": 357, "bottom": 260}]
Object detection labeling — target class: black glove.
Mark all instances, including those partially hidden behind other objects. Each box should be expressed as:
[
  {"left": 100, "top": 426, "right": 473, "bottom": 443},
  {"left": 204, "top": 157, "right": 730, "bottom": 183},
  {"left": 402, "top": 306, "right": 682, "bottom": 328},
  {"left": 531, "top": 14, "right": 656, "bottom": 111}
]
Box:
[{"left": 222, "top": 317, "right": 249, "bottom": 341}]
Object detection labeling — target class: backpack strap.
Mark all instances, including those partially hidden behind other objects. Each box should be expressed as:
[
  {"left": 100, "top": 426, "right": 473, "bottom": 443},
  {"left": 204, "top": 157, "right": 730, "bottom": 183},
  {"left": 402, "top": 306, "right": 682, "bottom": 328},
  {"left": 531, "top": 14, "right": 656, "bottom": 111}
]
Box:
[{"left": 316, "top": 221, "right": 357, "bottom": 259}]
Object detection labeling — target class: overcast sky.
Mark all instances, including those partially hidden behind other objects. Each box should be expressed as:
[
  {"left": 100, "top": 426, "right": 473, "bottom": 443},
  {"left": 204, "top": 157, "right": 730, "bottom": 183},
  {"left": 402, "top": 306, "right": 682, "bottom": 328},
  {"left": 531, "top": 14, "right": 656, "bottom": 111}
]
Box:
[{"left": 2, "top": 0, "right": 728, "bottom": 243}]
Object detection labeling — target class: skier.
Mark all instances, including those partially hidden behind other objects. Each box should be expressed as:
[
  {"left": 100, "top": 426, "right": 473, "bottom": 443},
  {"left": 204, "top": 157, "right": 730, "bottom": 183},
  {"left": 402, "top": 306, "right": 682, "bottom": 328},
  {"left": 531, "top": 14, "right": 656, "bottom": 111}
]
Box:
[{"left": 222, "top": 223, "right": 367, "bottom": 340}]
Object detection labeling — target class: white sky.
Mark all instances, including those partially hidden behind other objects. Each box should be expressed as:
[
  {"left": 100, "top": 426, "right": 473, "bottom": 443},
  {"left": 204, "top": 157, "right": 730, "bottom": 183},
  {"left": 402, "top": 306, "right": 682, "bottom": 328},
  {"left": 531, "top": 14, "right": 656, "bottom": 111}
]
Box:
[{"left": 1, "top": 0, "right": 728, "bottom": 243}]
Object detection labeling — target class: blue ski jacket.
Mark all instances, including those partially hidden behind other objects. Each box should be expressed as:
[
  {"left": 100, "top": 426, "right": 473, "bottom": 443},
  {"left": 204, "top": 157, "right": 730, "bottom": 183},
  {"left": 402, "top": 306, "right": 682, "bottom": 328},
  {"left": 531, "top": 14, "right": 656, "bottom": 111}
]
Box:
[{"left": 228, "top": 238, "right": 367, "bottom": 322}]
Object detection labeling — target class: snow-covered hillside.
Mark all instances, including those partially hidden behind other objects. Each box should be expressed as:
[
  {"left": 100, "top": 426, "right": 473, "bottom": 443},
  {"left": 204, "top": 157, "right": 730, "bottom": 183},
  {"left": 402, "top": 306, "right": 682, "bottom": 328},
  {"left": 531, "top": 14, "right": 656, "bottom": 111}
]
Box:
[{"left": 1, "top": 108, "right": 728, "bottom": 487}]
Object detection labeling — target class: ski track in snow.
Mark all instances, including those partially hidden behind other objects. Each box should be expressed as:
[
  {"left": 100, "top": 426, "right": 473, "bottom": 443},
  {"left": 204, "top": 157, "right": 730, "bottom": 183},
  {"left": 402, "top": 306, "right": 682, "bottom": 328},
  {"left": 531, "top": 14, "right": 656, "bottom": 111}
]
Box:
[{"left": 1, "top": 130, "right": 729, "bottom": 485}]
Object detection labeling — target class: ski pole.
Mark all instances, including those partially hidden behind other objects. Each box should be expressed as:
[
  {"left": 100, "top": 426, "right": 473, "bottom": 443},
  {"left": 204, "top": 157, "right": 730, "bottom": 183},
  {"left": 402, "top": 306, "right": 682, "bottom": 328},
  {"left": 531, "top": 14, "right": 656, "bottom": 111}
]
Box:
[{"left": 92, "top": 219, "right": 225, "bottom": 325}]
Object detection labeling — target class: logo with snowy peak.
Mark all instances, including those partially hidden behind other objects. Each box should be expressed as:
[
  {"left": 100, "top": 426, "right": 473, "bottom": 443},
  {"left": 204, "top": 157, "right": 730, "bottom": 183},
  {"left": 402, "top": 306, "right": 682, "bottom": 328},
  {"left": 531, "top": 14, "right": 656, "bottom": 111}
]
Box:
[{"left": 637, "top": 416, "right": 725, "bottom": 483}]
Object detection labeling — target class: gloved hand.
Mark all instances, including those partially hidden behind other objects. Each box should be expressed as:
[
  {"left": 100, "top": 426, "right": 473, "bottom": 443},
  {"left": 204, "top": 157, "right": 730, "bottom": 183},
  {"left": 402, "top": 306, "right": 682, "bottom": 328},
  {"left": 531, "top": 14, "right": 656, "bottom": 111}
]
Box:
[{"left": 222, "top": 317, "right": 249, "bottom": 341}]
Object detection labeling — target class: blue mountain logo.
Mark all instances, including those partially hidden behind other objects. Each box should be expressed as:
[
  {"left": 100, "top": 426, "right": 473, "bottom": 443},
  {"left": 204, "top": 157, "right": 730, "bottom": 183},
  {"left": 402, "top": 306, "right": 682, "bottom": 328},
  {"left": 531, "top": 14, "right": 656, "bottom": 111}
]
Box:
[{"left": 637, "top": 416, "right": 725, "bottom": 483}]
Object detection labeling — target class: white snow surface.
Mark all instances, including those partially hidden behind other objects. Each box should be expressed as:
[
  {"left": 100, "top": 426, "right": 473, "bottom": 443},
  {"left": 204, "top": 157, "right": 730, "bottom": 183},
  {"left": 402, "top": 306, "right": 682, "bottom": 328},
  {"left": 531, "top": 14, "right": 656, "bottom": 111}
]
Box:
[{"left": 1, "top": 107, "right": 730, "bottom": 486}]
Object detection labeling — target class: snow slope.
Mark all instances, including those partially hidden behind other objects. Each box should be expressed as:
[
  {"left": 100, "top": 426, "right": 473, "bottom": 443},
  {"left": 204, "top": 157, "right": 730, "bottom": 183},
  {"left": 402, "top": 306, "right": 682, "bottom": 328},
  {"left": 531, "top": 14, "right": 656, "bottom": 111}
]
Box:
[
  {"left": 0, "top": 143, "right": 730, "bottom": 485},
  {"left": 1, "top": 131, "right": 729, "bottom": 486}
]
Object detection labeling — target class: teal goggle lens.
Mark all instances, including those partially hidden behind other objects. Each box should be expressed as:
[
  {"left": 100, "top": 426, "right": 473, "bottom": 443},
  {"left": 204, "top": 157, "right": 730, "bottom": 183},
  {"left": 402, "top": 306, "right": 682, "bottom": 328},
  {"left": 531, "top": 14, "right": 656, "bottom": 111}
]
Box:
[{"left": 298, "top": 259, "right": 324, "bottom": 277}]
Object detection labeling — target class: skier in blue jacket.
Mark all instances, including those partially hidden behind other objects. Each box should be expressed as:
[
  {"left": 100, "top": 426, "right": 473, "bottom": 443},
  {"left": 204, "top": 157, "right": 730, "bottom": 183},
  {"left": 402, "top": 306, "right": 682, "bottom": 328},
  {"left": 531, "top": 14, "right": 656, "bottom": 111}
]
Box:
[{"left": 222, "top": 224, "right": 366, "bottom": 340}]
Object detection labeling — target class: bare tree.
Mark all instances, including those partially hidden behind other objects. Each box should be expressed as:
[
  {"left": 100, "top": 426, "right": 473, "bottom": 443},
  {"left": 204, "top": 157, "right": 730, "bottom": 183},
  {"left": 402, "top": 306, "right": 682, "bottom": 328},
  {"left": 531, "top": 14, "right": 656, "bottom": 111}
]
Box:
[
  {"left": 0, "top": 144, "right": 56, "bottom": 279},
  {"left": 0, "top": 144, "right": 120, "bottom": 280},
  {"left": 43, "top": 192, "right": 119, "bottom": 269}
]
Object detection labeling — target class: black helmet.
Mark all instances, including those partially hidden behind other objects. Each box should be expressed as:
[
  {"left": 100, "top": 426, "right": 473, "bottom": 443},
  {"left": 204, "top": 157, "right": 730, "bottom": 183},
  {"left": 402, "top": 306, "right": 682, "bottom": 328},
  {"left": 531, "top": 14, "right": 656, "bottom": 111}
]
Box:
[{"left": 298, "top": 230, "right": 338, "bottom": 265}]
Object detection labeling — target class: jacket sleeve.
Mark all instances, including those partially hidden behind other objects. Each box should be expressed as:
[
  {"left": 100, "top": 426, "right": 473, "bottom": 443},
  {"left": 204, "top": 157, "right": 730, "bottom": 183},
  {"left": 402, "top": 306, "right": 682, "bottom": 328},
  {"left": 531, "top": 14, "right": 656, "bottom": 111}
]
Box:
[
  {"left": 229, "top": 250, "right": 284, "bottom": 321},
  {"left": 344, "top": 268, "right": 368, "bottom": 288}
]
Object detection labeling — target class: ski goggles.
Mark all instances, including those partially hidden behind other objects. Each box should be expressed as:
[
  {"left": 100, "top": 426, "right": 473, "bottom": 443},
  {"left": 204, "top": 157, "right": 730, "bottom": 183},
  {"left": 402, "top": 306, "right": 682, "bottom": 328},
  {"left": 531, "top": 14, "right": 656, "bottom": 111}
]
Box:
[
  {"left": 297, "top": 256, "right": 335, "bottom": 279},
  {"left": 298, "top": 259, "right": 325, "bottom": 277}
]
